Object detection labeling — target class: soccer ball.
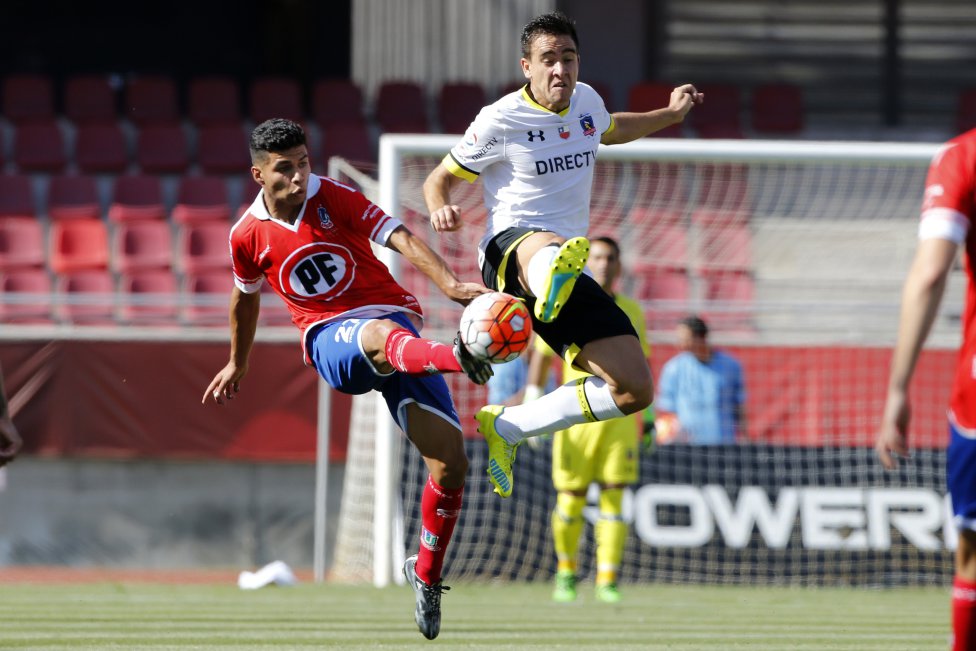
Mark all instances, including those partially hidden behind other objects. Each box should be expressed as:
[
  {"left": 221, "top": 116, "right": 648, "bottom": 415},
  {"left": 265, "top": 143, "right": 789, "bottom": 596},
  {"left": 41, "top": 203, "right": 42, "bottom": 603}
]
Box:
[{"left": 459, "top": 292, "right": 533, "bottom": 364}]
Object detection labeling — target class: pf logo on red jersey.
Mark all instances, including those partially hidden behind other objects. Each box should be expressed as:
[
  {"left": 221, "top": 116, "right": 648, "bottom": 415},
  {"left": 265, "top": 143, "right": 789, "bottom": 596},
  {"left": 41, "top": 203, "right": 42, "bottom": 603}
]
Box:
[{"left": 279, "top": 242, "right": 355, "bottom": 299}]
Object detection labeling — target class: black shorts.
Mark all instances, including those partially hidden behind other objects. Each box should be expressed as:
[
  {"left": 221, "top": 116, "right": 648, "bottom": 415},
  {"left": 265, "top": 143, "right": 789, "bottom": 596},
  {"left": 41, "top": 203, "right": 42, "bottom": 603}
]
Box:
[{"left": 481, "top": 227, "right": 638, "bottom": 364}]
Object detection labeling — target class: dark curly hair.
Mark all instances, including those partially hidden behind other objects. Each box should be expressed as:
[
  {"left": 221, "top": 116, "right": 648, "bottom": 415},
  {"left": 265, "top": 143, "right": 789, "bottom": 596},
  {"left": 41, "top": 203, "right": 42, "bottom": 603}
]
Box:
[
  {"left": 249, "top": 118, "right": 306, "bottom": 163},
  {"left": 520, "top": 11, "right": 579, "bottom": 58}
]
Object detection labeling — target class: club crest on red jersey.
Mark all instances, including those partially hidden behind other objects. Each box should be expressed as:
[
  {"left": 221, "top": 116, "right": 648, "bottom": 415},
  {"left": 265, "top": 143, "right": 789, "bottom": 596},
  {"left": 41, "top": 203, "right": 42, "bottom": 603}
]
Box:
[
  {"left": 279, "top": 242, "right": 355, "bottom": 299},
  {"left": 317, "top": 206, "right": 335, "bottom": 230}
]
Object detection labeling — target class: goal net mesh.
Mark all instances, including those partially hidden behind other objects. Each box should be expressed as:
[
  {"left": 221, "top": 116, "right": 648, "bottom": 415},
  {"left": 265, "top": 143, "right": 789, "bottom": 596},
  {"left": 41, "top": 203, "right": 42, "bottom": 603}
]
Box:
[{"left": 330, "top": 139, "right": 960, "bottom": 587}]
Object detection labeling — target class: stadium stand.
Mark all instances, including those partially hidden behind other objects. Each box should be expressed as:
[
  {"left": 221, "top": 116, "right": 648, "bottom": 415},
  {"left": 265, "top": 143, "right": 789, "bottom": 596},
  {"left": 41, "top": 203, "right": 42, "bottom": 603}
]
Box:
[
  {"left": 0, "top": 217, "right": 45, "bottom": 270},
  {"left": 112, "top": 220, "right": 173, "bottom": 274},
  {"left": 437, "top": 82, "right": 487, "bottom": 135},
  {"left": 311, "top": 78, "right": 366, "bottom": 126},
  {"left": 64, "top": 75, "right": 117, "bottom": 125},
  {"left": 197, "top": 123, "right": 251, "bottom": 175},
  {"left": 55, "top": 269, "right": 115, "bottom": 325},
  {"left": 47, "top": 175, "right": 102, "bottom": 221},
  {"left": 249, "top": 76, "right": 304, "bottom": 124},
  {"left": 13, "top": 121, "right": 67, "bottom": 173},
  {"left": 74, "top": 123, "right": 130, "bottom": 174},
  {"left": 49, "top": 219, "right": 110, "bottom": 274},
  {"left": 107, "top": 175, "right": 166, "bottom": 222},
  {"left": 689, "top": 83, "right": 744, "bottom": 138},
  {"left": 135, "top": 124, "right": 190, "bottom": 174},
  {"left": 122, "top": 75, "right": 180, "bottom": 126},
  {"left": 2, "top": 74, "right": 55, "bottom": 124},
  {"left": 117, "top": 269, "right": 180, "bottom": 325},
  {"left": 627, "top": 81, "right": 684, "bottom": 137},
  {"left": 0, "top": 174, "right": 36, "bottom": 218},
  {"left": 751, "top": 83, "right": 804, "bottom": 135},
  {"left": 375, "top": 81, "right": 429, "bottom": 133},
  {"left": 171, "top": 176, "right": 231, "bottom": 224},
  {"left": 319, "top": 122, "right": 375, "bottom": 167},
  {"left": 178, "top": 222, "right": 231, "bottom": 274},
  {"left": 183, "top": 270, "right": 231, "bottom": 325},
  {"left": 188, "top": 76, "right": 242, "bottom": 126},
  {"left": 0, "top": 268, "right": 53, "bottom": 323},
  {"left": 956, "top": 87, "right": 976, "bottom": 134}
]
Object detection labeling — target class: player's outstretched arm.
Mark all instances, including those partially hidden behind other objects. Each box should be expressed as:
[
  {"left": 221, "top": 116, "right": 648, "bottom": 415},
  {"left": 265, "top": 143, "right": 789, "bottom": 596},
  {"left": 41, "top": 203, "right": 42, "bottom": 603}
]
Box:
[
  {"left": 423, "top": 163, "right": 466, "bottom": 233},
  {"left": 203, "top": 287, "right": 261, "bottom": 405},
  {"left": 386, "top": 225, "right": 488, "bottom": 306},
  {"left": 876, "top": 237, "right": 957, "bottom": 468},
  {"left": 602, "top": 83, "right": 704, "bottom": 145}
]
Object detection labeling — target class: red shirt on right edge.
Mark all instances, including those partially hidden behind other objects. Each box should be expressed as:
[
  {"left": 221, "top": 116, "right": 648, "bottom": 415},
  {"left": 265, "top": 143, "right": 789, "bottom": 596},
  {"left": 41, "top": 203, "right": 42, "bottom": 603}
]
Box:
[{"left": 920, "top": 128, "right": 976, "bottom": 431}]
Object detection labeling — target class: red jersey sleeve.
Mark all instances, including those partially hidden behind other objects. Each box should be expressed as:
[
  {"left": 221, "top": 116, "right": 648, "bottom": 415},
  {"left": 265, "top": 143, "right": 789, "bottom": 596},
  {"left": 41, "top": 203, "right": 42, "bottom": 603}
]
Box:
[
  {"left": 230, "top": 219, "right": 263, "bottom": 293},
  {"left": 920, "top": 139, "right": 975, "bottom": 243},
  {"left": 324, "top": 179, "right": 402, "bottom": 246}
]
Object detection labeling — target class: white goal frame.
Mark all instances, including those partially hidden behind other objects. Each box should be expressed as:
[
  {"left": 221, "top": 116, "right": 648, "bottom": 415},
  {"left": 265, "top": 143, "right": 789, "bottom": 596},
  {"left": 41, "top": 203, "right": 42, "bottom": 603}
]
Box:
[{"left": 357, "top": 134, "right": 941, "bottom": 587}]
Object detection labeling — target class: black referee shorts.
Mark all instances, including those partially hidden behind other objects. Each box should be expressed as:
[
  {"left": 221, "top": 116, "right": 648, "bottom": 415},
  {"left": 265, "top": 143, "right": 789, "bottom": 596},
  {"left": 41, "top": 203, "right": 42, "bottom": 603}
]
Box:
[{"left": 481, "top": 227, "right": 638, "bottom": 365}]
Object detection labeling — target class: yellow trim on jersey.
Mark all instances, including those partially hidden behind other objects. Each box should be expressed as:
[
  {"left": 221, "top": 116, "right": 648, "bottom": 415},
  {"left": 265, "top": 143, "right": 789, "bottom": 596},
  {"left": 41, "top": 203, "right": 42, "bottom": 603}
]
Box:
[
  {"left": 442, "top": 153, "right": 478, "bottom": 183},
  {"left": 495, "top": 231, "right": 534, "bottom": 293},
  {"left": 575, "top": 377, "right": 598, "bottom": 422},
  {"left": 603, "top": 114, "right": 617, "bottom": 136},
  {"left": 521, "top": 86, "right": 572, "bottom": 117}
]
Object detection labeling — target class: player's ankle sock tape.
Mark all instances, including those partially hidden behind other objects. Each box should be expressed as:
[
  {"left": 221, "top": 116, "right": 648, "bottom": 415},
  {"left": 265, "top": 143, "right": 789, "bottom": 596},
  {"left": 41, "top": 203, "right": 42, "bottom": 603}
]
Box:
[
  {"left": 582, "top": 377, "right": 626, "bottom": 421},
  {"left": 526, "top": 245, "right": 559, "bottom": 298}
]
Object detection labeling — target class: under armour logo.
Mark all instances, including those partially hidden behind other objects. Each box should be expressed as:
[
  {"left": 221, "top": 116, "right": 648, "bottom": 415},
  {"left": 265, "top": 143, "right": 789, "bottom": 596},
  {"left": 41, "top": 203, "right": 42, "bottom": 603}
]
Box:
[{"left": 527, "top": 130, "right": 545, "bottom": 142}]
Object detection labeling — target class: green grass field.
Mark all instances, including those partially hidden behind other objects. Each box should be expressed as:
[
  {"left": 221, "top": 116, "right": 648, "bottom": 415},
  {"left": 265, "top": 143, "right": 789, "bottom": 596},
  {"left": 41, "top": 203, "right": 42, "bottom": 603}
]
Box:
[{"left": 0, "top": 581, "right": 950, "bottom": 650}]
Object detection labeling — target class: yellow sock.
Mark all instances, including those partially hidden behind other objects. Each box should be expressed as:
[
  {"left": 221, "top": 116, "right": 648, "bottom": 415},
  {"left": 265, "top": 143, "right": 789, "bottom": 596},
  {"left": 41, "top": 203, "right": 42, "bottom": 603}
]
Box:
[
  {"left": 595, "top": 488, "right": 626, "bottom": 585},
  {"left": 552, "top": 492, "right": 585, "bottom": 573}
]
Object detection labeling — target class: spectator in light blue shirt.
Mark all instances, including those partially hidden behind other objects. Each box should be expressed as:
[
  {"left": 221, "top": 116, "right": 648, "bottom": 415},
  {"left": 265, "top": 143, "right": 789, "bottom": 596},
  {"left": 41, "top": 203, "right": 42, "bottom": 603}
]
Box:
[{"left": 655, "top": 315, "right": 745, "bottom": 445}]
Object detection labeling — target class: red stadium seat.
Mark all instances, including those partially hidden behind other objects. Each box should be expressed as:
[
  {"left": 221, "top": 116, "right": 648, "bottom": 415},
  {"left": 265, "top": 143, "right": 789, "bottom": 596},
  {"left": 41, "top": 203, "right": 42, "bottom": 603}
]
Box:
[
  {"left": 197, "top": 123, "right": 250, "bottom": 175},
  {"left": 171, "top": 176, "right": 231, "bottom": 224},
  {"left": 702, "top": 268, "right": 755, "bottom": 332},
  {"left": 586, "top": 79, "right": 615, "bottom": 111},
  {"left": 375, "top": 81, "right": 429, "bottom": 133},
  {"left": 123, "top": 75, "right": 180, "bottom": 126},
  {"left": 0, "top": 174, "right": 36, "bottom": 218},
  {"left": 136, "top": 124, "right": 190, "bottom": 173},
  {"left": 112, "top": 220, "right": 173, "bottom": 273},
  {"left": 118, "top": 269, "right": 180, "bottom": 325},
  {"left": 698, "top": 218, "right": 752, "bottom": 272},
  {"left": 628, "top": 81, "right": 684, "bottom": 137},
  {"left": 183, "top": 271, "right": 231, "bottom": 325},
  {"left": 179, "top": 222, "right": 231, "bottom": 273},
  {"left": 0, "top": 217, "right": 45, "bottom": 270},
  {"left": 320, "top": 122, "right": 375, "bottom": 168},
  {"left": 108, "top": 175, "right": 166, "bottom": 222},
  {"left": 49, "top": 219, "right": 109, "bottom": 274},
  {"left": 311, "top": 78, "right": 365, "bottom": 126},
  {"left": 13, "top": 121, "right": 67, "bottom": 173},
  {"left": 56, "top": 269, "right": 115, "bottom": 325},
  {"left": 64, "top": 75, "right": 117, "bottom": 125},
  {"left": 438, "top": 82, "right": 487, "bottom": 134},
  {"left": 690, "top": 84, "right": 743, "bottom": 138},
  {"left": 75, "top": 124, "right": 130, "bottom": 174},
  {"left": 694, "top": 165, "right": 751, "bottom": 212},
  {"left": 188, "top": 76, "right": 242, "bottom": 126},
  {"left": 249, "top": 77, "right": 304, "bottom": 123},
  {"left": 47, "top": 175, "right": 101, "bottom": 221},
  {"left": 630, "top": 264, "right": 690, "bottom": 331},
  {"left": 751, "top": 83, "right": 804, "bottom": 135},
  {"left": 2, "top": 74, "right": 54, "bottom": 124},
  {"left": 0, "top": 268, "right": 53, "bottom": 323}
]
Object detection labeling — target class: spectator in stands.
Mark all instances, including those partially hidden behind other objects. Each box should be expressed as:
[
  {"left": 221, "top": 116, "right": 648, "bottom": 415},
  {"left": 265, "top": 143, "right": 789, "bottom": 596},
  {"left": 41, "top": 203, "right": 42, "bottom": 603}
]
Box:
[
  {"left": 202, "top": 118, "right": 492, "bottom": 641},
  {"left": 423, "top": 10, "right": 702, "bottom": 498},
  {"left": 523, "top": 236, "right": 653, "bottom": 604},
  {"left": 655, "top": 315, "right": 745, "bottom": 445},
  {"left": 875, "top": 129, "right": 976, "bottom": 651},
  {"left": 0, "top": 366, "right": 21, "bottom": 467}
]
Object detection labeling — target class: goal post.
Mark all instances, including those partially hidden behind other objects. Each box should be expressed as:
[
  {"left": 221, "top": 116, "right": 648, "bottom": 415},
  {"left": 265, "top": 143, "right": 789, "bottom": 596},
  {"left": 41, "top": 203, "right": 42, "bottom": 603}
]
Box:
[{"left": 330, "top": 135, "right": 960, "bottom": 588}]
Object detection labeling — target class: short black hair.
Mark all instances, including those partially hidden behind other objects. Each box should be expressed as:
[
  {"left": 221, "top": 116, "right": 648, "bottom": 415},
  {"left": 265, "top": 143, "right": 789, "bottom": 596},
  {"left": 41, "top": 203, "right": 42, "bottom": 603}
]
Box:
[
  {"left": 592, "top": 236, "right": 620, "bottom": 258},
  {"left": 249, "top": 118, "right": 306, "bottom": 163},
  {"left": 520, "top": 11, "right": 579, "bottom": 58},
  {"left": 680, "top": 315, "right": 709, "bottom": 338}
]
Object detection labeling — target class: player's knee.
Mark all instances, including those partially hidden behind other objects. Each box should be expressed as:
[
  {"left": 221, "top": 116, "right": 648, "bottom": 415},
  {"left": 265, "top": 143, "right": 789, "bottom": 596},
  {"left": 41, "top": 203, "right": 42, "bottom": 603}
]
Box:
[
  {"left": 428, "top": 447, "right": 469, "bottom": 489},
  {"left": 615, "top": 370, "right": 653, "bottom": 414}
]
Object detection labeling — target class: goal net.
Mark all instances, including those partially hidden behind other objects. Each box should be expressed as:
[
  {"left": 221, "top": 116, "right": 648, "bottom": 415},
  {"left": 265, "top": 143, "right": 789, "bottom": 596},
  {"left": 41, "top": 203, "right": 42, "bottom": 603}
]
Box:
[{"left": 331, "top": 136, "right": 960, "bottom": 588}]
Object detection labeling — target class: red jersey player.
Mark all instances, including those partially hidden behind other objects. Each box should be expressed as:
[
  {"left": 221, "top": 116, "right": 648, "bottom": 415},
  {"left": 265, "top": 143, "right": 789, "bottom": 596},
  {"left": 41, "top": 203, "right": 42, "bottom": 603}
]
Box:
[
  {"left": 202, "top": 119, "right": 491, "bottom": 640},
  {"left": 876, "top": 128, "right": 976, "bottom": 651}
]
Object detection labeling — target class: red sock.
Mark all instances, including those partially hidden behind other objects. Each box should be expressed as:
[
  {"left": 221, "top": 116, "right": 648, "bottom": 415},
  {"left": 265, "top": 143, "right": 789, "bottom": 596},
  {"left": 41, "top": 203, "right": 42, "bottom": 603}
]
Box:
[
  {"left": 384, "top": 328, "right": 462, "bottom": 376},
  {"left": 415, "top": 475, "right": 464, "bottom": 585},
  {"left": 954, "top": 576, "right": 976, "bottom": 650}
]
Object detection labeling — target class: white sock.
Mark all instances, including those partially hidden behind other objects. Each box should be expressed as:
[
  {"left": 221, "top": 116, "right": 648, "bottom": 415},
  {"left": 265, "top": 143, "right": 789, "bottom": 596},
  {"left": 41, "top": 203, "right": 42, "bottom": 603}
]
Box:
[
  {"left": 494, "top": 376, "right": 625, "bottom": 444},
  {"left": 526, "top": 245, "right": 559, "bottom": 297}
]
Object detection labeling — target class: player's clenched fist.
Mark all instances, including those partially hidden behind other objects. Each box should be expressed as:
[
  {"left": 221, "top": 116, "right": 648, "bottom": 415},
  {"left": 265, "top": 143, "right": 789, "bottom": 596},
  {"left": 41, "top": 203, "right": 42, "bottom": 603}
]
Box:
[
  {"left": 669, "top": 83, "right": 704, "bottom": 121},
  {"left": 429, "top": 205, "right": 462, "bottom": 233}
]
